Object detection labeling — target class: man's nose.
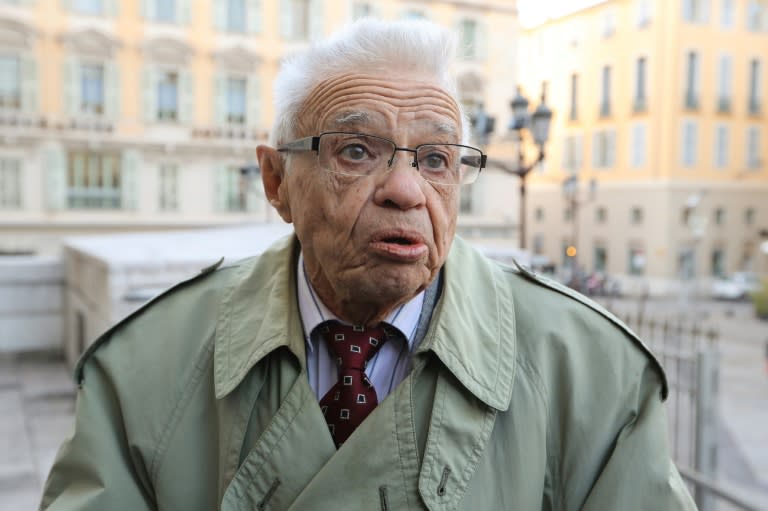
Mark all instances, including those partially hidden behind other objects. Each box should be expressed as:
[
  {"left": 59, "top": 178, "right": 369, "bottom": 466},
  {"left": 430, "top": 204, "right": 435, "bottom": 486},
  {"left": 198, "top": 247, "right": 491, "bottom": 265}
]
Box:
[{"left": 373, "top": 152, "right": 426, "bottom": 210}]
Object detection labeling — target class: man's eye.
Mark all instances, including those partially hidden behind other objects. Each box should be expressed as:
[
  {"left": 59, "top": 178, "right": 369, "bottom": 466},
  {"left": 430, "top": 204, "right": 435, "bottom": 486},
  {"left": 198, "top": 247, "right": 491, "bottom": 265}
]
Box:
[
  {"left": 423, "top": 153, "right": 449, "bottom": 169},
  {"left": 339, "top": 144, "right": 369, "bottom": 160}
]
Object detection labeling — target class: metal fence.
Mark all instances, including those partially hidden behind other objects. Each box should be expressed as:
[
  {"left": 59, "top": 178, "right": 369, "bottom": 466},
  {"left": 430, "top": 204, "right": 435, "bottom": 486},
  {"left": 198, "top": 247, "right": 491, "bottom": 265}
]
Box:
[{"left": 620, "top": 313, "right": 764, "bottom": 511}]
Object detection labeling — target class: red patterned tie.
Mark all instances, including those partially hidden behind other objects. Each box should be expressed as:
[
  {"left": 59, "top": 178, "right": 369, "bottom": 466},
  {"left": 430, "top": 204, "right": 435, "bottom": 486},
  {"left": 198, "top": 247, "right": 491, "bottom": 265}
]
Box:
[{"left": 318, "top": 321, "right": 388, "bottom": 447}]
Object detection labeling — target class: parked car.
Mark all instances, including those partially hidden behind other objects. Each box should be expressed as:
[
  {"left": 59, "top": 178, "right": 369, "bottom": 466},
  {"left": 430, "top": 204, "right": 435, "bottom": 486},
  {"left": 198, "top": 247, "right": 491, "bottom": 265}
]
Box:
[{"left": 710, "top": 272, "right": 760, "bottom": 300}]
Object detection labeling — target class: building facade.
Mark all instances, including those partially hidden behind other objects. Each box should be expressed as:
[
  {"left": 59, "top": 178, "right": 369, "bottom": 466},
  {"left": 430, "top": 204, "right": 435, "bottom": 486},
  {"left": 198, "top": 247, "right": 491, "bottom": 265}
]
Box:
[
  {"left": 515, "top": 0, "right": 768, "bottom": 295},
  {"left": 0, "top": 0, "right": 519, "bottom": 256}
]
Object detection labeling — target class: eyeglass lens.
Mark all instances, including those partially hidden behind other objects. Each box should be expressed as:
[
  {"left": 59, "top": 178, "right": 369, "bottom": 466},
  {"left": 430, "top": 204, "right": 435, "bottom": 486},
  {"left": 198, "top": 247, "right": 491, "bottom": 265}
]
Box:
[{"left": 317, "top": 133, "right": 481, "bottom": 185}]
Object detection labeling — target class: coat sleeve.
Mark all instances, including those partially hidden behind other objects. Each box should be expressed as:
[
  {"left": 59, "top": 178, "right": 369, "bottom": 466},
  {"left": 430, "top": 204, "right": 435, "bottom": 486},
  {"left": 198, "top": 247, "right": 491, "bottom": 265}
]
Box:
[
  {"left": 579, "top": 370, "right": 697, "bottom": 510},
  {"left": 39, "top": 359, "right": 155, "bottom": 510}
]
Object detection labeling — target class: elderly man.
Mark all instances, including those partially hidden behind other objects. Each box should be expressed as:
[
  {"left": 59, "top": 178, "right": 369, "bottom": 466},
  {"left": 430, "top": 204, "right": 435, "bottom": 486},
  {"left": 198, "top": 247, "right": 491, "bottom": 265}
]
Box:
[{"left": 42, "top": 19, "right": 695, "bottom": 510}]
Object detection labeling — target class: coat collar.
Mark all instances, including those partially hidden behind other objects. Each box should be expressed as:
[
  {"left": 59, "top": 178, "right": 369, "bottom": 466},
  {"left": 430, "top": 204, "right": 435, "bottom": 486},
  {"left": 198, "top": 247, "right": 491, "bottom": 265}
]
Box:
[{"left": 213, "top": 235, "right": 517, "bottom": 411}]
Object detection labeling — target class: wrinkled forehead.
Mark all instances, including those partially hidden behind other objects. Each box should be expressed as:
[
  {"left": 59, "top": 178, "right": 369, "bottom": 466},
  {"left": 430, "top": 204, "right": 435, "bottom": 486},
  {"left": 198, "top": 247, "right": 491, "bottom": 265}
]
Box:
[{"left": 296, "top": 72, "right": 464, "bottom": 141}]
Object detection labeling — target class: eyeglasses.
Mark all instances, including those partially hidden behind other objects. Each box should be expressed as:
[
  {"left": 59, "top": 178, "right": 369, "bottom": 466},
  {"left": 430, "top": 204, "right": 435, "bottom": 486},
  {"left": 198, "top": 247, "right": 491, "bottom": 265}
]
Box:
[{"left": 277, "top": 131, "right": 486, "bottom": 186}]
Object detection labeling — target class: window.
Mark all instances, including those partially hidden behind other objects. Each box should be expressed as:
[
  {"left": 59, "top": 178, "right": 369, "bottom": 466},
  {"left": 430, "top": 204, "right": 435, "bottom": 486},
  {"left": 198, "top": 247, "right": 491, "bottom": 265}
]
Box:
[
  {"left": 748, "top": 59, "right": 762, "bottom": 114},
  {"left": 683, "top": 0, "right": 709, "bottom": 23},
  {"left": 155, "top": 0, "right": 176, "bottom": 22},
  {"left": 73, "top": 0, "right": 103, "bottom": 15},
  {"left": 721, "top": 0, "right": 734, "bottom": 27},
  {"left": 628, "top": 246, "right": 645, "bottom": 276},
  {"left": 747, "top": 126, "right": 761, "bottom": 169},
  {"left": 562, "top": 134, "right": 583, "bottom": 172},
  {"left": 66, "top": 151, "right": 122, "bottom": 209},
  {"left": 594, "top": 244, "right": 607, "bottom": 272},
  {"left": 226, "top": 77, "right": 246, "bottom": 124},
  {"left": 158, "top": 164, "right": 178, "bottom": 211},
  {"left": 81, "top": 63, "right": 104, "bottom": 115},
  {"left": 747, "top": 0, "right": 766, "bottom": 31},
  {"left": 403, "top": 9, "right": 426, "bottom": 19},
  {"left": 0, "top": 158, "right": 21, "bottom": 209},
  {"left": 459, "top": 186, "right": 473, "bottom": 214},
  {"left": 717, "top": 54, "right": 732, "bottom": 112},
  {"left": 631, "top": 122, "right": 647, "bottom": 168},
  {"left": 459, "top": 19, "right": 479, "bottom": 59},
  {"left": 745, "top": 207, "right": 756, "bottom": 225},
  {"left": 714, "top": 207, "right": 726, "bottom": 225},
  {"left": 286, "top": 0, "right": 311, "bottom": 39},
  {"left": 684, "top": 51, "right": 700, "bottom": 109},
  {"left": 634, "top": 57, "right": 647, "bottom": 112},
  {"left": 352, "top": 2, "right": 372, "bottom": 20},
  {"left": 534, "top": 207, "right": 544, "bottom": 222},
  {"left": 600, "top": 65, "right": 611, "bottom": 117},
  {"left": 636, "top": 0, "right": 652, "bottom": 27},
  {"left": 596, "top": 207, "right": 607, "bottom": 223},
  {"left": 218, "top": 166, "right": 247, "bottom": 212},
  {"left": 227, "top": 0, "right": 246, "bottom": 32},
  {"left": 564, "top": 207, "right": 573, "bottom": 222},
  {"left": 602, "top": 9, "right": 616, "bottom": 37},
  {"left": 711, "top": 248, "right": 725, "bottom": 276},
  {"left": 0, "top": 56, "right": 20, "bottom": 109},
  {"left": 157, "top": 71, "right": 178, "bottom": 121},
  {"left": 714, "top": 124, "right": 729, "bottom": 168},
  {"left": 631, "top": 206, "right": 644, "bottom": 224},
  {"left": 568, "top": 73, "right": 579, "bottom": 121},
  {"left": 682, "top": 120, "right": 698, "bottom": 166},
  {"left": 593, "top": 129, "right": 616, "bottom": 168},
  {"left": 533, "top": 234, "right": 544, "bottom": 255}
]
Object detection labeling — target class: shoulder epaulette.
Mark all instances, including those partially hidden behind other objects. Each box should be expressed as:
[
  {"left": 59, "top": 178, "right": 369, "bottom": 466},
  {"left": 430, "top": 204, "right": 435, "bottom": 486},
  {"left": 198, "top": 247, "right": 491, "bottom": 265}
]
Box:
[
  {"left": 510, "top": 260, "right": 669, "bottom": 400},
  {"left": 74, "top": 257, "right": 226, "bottom": 385}
]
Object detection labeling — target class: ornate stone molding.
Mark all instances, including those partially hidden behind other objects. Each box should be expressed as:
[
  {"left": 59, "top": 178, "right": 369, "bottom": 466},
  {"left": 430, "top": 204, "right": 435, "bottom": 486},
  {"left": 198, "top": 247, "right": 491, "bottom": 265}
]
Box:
[
  {"left": 143, "top": 37, "right": 194, "bottom": 65},
  {"left": 59, "top": 28, "right": 121, "bottom": 58},
  {"left": 0, "top": 17, "right": 38, "bottom": 49},
  {"left": 211, "top": 45, "right": 262, "bottom": 73}
]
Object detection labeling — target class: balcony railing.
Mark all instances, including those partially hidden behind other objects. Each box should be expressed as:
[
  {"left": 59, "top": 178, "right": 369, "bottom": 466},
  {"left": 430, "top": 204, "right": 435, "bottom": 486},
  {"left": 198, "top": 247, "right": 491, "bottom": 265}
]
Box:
[
  {"left": 717, "top": 97, "right": 731, "bottom": 113},
  {"left": 599, "top": 102, "right": 611, "bottom": 118},
  {"left": 684, "top": 92, "right": 700, "bottom": 111},
  {"left": 633, "top": 97, "right": 647, "bottom": 113},
  {"left": 748, "top": 99, "right": 762, "bottom": 116}
]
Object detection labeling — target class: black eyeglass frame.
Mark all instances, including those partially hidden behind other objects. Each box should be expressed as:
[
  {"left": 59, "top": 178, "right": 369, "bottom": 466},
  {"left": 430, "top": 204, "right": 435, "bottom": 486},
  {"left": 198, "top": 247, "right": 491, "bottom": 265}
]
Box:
[{"left": 277, "top": 131, "right": 487, "bottom": 185}]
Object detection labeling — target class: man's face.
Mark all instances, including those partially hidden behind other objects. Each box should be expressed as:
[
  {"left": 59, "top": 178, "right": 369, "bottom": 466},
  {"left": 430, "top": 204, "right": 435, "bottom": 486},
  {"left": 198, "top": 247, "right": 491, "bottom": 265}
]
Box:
[{"left": 262, "top": 71, "right": 463, "bottom": 324}]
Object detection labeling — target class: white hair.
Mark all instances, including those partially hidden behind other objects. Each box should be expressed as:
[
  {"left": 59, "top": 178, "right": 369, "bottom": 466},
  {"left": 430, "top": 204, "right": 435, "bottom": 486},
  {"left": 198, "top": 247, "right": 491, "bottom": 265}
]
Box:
[{"left": 270, "top": 18, "right": 464, "bottom": 147}]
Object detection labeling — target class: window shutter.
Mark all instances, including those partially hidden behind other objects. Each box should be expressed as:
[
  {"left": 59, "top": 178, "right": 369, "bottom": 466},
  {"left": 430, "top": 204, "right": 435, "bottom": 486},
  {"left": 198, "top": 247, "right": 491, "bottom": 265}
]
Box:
[
  {"left": 179, "top": 0, "right": 192, "bottom": 24},
  {"left": 64, "top": 57, "right": 81, "bottom": 117},
  {"left": 607, "top": 130, "right": 617, "bottom": 167},
  {"left": 214, "top": 166, "right": 228, "bottom": 211},
  {"left": 107, "top": 0, "right": 118, "bottom": 16},
  {"left": 682, "top": 0, "right": 693, "bottom": 21},
  {"left": 476, "top": 20, "right": 488, "bottom": 61},
  {"left": 213, "top": 0, "right": 225, "bottom": 30},
  {"left": 121, "top": 150, "right": 140, "bottom": 210},
  {"left": 143, "top": 67, "right": 157, "bottom": 122},
  {"left": 280, "top": 0, "right": 293, "bottom": 38},
  {"left": 246, "top": 74, "right": 261, "bottom": 128},
  {"left": 592, "top": 132, "right": 601, "bottom": 167},
  {"left": 701, "top": 0, "right": 711, "bottom": 22},
  {"left": 143, "top": 0, "right": 155, "bottom": 20},
  {"left": 104, "top": 61, "right": 119, "bottom": 119},
  {"left": 179, "top": 70, "right": 194, "bottom": 124},
  {"left": 21, "top": 54, "right": 37, "bottom": 113},
  {"left": 309, "top": 0, "right": 324, "bottom": 41},
  {"left": 575, "top": 134, "right": 584, "bottom": 170},
  {"left": 247, "top": 0, "right": 263, "bottom": 33},
  {"left": 214, "top": 73, "right": 227, "bottom": 124},
  {"left": 45, "top": 145, "right": 66, "bottom": 210}
]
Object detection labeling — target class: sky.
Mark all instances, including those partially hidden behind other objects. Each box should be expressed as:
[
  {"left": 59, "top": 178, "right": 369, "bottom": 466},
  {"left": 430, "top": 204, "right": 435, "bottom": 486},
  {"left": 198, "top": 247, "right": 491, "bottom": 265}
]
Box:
[{"left": 516, "top": 0, "right": 608, "bottom": 27}]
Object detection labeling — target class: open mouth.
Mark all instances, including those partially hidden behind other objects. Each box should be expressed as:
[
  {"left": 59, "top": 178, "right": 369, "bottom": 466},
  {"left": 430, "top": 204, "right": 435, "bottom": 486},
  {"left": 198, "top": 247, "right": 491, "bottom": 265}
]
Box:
[
  {"left": 385, "top": 237, "right": 414, "bottom": 246},
  {"left": 371, "top": 232, "right": 427, "bottom": 261}
]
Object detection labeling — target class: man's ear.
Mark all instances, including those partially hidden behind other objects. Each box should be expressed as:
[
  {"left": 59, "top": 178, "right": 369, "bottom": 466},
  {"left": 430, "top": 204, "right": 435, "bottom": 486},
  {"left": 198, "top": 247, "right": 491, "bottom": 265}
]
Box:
[{"left": 256, "top": 145, "right": 292, "bottom": 223}]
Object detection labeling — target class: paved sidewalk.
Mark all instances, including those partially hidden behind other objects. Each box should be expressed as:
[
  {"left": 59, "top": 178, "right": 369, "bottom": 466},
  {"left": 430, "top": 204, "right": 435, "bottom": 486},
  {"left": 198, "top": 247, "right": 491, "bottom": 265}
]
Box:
[{"left": 0, "top": 351, "right": 75, "bottom": 510}]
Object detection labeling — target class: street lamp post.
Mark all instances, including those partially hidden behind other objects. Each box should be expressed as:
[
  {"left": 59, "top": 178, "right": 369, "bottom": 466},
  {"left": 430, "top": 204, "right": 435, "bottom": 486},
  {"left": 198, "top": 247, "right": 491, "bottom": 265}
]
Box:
[
  {"left": 486, "top": 84, "right": 552, "bottom": 251},
  {"left": 562, "top": 175, "right": 597, "bottom": 291}
]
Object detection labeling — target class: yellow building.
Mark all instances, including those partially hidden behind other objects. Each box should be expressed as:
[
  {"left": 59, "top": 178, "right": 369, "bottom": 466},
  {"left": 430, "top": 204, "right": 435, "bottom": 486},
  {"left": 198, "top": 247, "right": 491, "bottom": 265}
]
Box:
[
  {"left": 0, "top": 0, "right": 518, "bottom": 255},
  {"left": 516, "top": 0, "right": 768, "bottom": 295}
]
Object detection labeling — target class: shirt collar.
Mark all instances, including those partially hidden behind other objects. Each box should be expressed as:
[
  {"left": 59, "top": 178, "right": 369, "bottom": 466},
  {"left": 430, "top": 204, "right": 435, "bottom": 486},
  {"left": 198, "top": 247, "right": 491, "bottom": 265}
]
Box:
[{"left": 296, "top": 252, "right": 425, "bottom": 348}]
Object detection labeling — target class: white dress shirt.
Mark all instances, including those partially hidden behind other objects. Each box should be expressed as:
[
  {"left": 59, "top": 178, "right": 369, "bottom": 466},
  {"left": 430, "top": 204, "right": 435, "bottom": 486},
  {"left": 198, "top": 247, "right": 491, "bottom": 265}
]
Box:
[{"left": 297, "top": 253, "right": 425, "bottom": 402}]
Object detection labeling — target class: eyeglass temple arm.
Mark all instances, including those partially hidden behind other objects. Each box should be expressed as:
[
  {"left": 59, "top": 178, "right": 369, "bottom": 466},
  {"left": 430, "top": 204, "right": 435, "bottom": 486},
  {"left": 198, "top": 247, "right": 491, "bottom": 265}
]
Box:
[
  {"left": 277, "top": 136, "right": 320, "bottom": 152},
  {"left": 460, "top": 154, "right": 488, "bottom": 169}
]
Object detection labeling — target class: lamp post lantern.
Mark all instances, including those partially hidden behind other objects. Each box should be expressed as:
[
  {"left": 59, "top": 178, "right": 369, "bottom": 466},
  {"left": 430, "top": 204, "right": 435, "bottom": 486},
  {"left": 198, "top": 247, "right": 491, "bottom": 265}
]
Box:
[{"left": 487, "top": 84, "right": 552, "bottom": 251}]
